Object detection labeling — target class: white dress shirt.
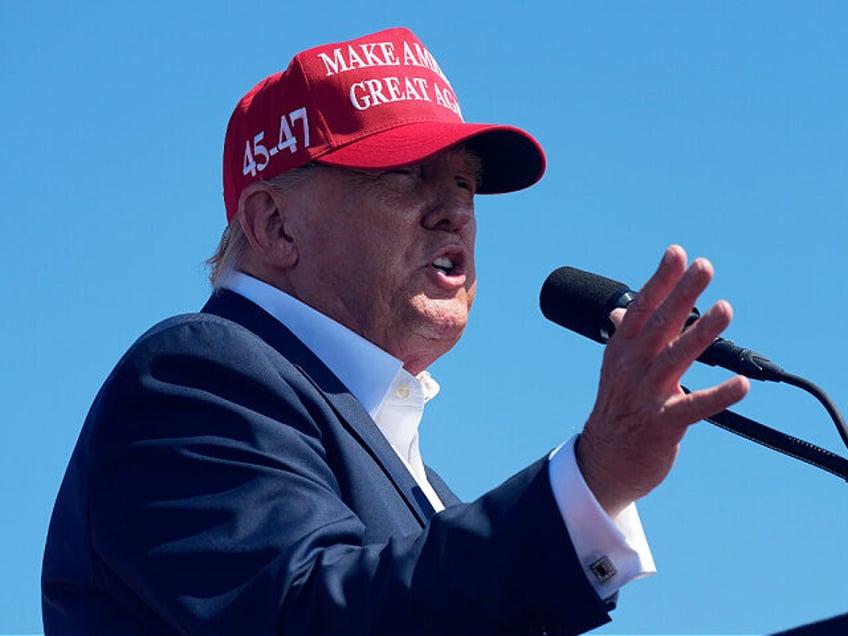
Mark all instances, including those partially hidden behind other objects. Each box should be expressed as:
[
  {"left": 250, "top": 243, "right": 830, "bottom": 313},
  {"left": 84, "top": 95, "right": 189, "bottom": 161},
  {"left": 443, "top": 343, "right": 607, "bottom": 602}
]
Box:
[{"left": 222, "top": 271, "right": 655, "bottom": 599}]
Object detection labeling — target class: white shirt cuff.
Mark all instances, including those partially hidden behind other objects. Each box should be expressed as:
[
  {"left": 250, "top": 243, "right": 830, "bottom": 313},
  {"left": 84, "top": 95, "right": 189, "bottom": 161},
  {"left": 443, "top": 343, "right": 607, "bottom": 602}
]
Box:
[{"left": 548, "top": 435, "right": 657, "bottom": 600}]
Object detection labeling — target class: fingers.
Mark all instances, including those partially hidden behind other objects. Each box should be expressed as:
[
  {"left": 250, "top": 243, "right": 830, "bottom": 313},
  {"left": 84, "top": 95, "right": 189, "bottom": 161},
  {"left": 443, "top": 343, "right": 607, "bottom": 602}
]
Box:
[
  {"left": 613, "top": 246, "right": 730, "bottom": 372},
  {"left": 650, "top": 299, "right": 733, "bottom": 389},
  {"left": 615, "top": 245, "right": 688, "bottom": 342},
  {"left": 578, "top": 245, "right": 751, "bottom": 516},
  {"left": 617, "top": 247, "right": 715, "bottom": 356},
  {"left": 664, "top": 374, "right": 750, "bottom": 426}
]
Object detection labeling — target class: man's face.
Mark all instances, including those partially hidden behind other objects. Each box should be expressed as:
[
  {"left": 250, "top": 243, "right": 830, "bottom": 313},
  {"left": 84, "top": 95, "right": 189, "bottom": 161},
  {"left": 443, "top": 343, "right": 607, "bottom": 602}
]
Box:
[{"left": 283, "top": 146, "right": 479, "bottom": 374}]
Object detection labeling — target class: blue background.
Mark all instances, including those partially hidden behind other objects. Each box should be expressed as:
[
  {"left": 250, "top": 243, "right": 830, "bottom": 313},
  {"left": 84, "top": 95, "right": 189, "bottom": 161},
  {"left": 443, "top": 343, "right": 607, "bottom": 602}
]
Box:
[{"left": 3, "top": 2, "right": 846, "bottom": 634}]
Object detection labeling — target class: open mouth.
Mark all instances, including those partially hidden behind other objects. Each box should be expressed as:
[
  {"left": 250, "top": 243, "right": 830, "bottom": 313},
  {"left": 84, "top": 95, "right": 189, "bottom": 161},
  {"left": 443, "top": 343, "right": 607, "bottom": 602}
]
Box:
[
  {"left": 428, "top": 247, "right": 468, "bottom": 287},
  {"left": 432, "top": 255, "right": 457, "bottom": 276}
]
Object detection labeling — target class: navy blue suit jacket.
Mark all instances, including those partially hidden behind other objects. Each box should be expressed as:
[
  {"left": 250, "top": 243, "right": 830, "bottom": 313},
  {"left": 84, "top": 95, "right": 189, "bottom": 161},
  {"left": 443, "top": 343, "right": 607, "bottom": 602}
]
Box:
[{"left": 43, "top": 290, "right": 611, "bottom": 635}]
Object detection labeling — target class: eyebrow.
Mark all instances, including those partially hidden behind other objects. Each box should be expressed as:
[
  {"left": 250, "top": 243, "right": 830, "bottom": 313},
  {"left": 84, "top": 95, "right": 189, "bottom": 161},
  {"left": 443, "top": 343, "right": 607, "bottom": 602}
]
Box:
[
  {"left": 452, "top": 146, "right": 484, "bottom": 188},
  {"left": 341, "top": 144, "right": 484, "bottom": 187}
]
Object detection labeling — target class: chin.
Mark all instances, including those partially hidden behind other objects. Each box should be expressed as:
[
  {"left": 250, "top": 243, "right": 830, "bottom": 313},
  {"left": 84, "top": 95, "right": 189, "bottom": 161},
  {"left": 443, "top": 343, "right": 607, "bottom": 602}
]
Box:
[{"left": 413, "top": 300, "right": 470, "bottom": 342}]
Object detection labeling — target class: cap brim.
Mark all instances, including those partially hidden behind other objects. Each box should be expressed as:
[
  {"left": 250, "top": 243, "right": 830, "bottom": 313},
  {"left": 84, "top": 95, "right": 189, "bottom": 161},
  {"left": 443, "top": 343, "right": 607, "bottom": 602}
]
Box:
[{"left": 315, "top": 121, "right": 545, "bottom": 194}]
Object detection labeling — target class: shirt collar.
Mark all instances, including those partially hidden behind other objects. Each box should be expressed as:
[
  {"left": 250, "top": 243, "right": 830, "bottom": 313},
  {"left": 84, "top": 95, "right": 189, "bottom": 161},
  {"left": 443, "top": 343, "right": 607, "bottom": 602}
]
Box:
[
  {"left": 221, "top": 271, "right": 437, "bottom": 417},
  {"left": 221, "top": 271, "right": 444, "bottom": 511}
]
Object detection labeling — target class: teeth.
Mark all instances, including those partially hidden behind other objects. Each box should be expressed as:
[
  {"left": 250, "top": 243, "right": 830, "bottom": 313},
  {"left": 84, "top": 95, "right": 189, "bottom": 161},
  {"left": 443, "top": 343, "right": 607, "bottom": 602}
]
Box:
[{"left": 432, "top": 256, "right": 454, "bottom": 273}]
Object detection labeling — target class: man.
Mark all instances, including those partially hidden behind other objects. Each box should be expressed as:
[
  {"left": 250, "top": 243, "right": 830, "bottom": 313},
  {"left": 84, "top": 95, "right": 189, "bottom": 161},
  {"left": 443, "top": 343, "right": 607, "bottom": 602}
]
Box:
[{"left": 42, "top": 27, "right": 749, "bottom": 635}]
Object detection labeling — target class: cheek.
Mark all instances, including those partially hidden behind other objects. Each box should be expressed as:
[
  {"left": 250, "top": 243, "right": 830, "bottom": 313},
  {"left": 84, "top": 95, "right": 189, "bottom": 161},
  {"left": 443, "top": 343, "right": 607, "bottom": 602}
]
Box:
[
  {"left": 466, "top": 279, "right": 477, "bottom": 307},
  {"left": 365, "top": 227, "right": 421, "bottom": 279}
]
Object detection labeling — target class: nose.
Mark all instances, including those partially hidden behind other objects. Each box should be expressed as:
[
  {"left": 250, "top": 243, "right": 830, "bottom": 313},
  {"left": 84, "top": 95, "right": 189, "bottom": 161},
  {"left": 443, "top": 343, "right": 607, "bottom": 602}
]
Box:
[{"left": 421, "top": 171, "right": 476, "bottom": 233}]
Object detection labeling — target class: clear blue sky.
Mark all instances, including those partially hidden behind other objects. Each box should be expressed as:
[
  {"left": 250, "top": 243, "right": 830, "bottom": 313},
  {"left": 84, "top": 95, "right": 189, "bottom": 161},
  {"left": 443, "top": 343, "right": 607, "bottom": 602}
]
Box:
[{"left": 3, "top": 2, "right": 847, "bottom": 634}]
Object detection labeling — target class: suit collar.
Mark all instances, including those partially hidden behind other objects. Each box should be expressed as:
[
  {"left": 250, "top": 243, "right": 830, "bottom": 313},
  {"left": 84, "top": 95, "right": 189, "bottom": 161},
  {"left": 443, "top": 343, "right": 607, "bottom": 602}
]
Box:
[
  {"left": 220, "top": 272, "right": 405, "bottom": 418},
  {"left": 201, "top": 289, "right": 437, "bottom": 524}
]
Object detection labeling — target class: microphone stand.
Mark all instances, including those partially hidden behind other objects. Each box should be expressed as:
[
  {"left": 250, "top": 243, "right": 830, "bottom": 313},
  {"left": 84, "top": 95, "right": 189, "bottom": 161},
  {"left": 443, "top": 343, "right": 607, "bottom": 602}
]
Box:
[
  {"left": 686, "top": 373, "right": 848, "bottom": 482},
  {"left": 725, "top": 373, "right": 848, "bottom": 634}
]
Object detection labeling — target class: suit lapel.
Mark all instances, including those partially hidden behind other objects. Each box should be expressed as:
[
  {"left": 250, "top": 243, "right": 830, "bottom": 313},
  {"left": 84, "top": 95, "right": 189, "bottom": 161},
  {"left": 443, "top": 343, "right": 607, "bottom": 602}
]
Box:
[
  {"left": 426, "top": 467, "right": 461, "bottom": 508},
  {"left": 201, "top": 290, "right": 435, "bottom": 525},
  {"left": 304, "top": 372, "right": 437, "bottom": 523}
]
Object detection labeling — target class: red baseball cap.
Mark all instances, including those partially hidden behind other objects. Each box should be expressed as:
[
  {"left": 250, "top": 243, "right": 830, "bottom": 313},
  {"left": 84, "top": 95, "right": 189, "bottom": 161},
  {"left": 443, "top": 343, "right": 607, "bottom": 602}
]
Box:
[{"left": 223, "top": 27, "right": 546, "bottom": 221}]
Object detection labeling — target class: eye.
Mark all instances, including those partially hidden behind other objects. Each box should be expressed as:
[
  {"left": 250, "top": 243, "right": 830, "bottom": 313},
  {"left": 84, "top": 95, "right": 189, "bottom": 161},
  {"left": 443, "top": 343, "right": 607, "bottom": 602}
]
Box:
[
  {"left": 378, "top": 165, "right": 422, "bottom": 192},
  {"left": 456, "top": 176, "right": 474, "bottom": 193},
  {"left": 385, "top": 166, "right": 420, "bottom": 178},
  {"left": 453, "top": 150, "right": 483, "bottom": 194}
]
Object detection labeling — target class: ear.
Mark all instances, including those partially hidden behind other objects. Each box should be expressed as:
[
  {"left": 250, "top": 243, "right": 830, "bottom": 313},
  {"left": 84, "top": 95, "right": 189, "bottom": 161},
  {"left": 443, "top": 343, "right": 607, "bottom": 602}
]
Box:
[{"left": 238, "top": 184, "right": 297, "bottom": 269}]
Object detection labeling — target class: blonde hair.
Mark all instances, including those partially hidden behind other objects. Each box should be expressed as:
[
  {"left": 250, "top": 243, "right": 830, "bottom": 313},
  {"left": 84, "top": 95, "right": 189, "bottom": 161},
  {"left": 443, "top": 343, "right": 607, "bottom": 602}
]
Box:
[{"left": 207, "top": 166, "right": 317, "bottom": 288}]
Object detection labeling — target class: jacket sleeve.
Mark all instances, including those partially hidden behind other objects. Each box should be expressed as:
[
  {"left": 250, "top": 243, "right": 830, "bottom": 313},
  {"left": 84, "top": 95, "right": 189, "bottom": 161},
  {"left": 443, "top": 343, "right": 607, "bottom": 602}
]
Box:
[{"left": 87, "top": 316, "right": 611, "bottom": 635}]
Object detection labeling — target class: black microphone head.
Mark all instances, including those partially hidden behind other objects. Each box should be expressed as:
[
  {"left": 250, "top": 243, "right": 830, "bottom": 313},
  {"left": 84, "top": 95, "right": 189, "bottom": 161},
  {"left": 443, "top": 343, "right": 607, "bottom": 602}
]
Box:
[{"left": 539, "top": 266, "right": 633, "bottom": 344}]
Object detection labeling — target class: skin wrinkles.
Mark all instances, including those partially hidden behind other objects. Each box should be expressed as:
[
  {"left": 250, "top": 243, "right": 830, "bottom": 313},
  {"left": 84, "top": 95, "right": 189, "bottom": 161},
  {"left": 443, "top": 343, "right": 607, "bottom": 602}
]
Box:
[
  {"left": 577, "top": 246, "right": 750, "bottom": 516},
  {"left": 241, "top": 146, "right": 482, "bottom": 376},
  {"left": 237, "top": 160, "right": 750, "bottom": 520}
]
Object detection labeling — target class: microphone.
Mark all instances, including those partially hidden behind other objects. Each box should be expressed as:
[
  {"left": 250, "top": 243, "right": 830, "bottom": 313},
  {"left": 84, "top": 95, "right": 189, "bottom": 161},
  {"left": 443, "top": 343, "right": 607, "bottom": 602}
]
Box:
[{"left": 539, "top": 266, "right": 785, "bottom": 382}]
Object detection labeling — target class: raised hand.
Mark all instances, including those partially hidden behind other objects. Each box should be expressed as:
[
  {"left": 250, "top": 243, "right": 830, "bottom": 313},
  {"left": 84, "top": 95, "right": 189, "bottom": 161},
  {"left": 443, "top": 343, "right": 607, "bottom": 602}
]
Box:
[{"left": 576, "top": 245, "right": 750, "bottom": 517}]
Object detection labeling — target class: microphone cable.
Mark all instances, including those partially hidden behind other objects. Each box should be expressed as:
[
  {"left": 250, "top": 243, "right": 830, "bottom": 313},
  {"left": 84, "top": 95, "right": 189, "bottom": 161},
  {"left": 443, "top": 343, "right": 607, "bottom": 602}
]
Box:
[{"left": 540, "top": 265, "right": 848, "bottom": 482}]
